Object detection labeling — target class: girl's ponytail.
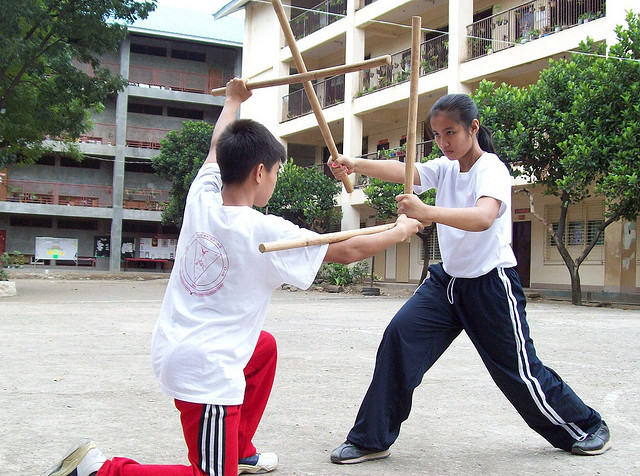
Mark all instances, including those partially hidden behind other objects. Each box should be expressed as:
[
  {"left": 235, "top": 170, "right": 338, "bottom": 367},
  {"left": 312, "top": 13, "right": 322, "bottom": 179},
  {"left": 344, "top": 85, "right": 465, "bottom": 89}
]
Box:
[{"left": 477, "top": 124, "right": 495, "bottom": 154}]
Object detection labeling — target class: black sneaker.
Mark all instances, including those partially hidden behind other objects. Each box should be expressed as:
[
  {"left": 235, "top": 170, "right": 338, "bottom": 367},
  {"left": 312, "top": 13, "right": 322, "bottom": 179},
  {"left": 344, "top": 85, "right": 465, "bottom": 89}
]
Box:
[
  {"left": 330, "top": 441, "right": 390, "bottom": 464},
  {"left": 572, "top": 421, "right": 612, "bottom": 455}
]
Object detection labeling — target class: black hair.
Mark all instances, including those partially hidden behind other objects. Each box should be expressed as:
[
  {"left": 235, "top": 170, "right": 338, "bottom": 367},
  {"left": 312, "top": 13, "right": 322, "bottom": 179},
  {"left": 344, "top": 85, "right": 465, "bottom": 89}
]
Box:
[
  {"left": 215, "top": 119, "right": 286, "bottom": 184},
  {"left": 427, "top": 93, "right": 496, "bottom": 154}
]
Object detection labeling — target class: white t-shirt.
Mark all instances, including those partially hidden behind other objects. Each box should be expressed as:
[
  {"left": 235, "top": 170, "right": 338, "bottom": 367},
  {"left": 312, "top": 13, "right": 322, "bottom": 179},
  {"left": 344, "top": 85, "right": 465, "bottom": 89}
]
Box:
[
  {"left": 151, "top": 163, "right": 328, "bottom": 405},
  {"left": 414, "top": 153, "right": 516, "bottom": 278}
]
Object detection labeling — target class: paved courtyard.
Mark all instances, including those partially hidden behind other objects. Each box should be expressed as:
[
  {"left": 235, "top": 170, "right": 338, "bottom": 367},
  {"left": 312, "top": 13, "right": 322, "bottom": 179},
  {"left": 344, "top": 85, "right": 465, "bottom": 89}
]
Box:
[{"left": 1, "top": 276, "right": 639, "bottom": 475}]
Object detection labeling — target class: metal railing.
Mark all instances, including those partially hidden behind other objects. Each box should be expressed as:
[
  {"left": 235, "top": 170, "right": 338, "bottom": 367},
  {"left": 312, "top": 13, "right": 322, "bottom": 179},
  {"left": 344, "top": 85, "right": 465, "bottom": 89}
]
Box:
[
  {"left": 466, "top": 0, "right": 606, "bottom": 60},
  {"left": 125, "top": 126, "right": 172, "bottom": 150},
  {"left": 128, "top": 64, "right": 218, "bottom": 94},
  {"left": 79, "top": 123, "right": 117, "bottom": 146},
  {"left": 290, "top": 0, "right": 346, "bottom": 40},
  {"left": 4, "top": 180, "right": 113, "bottom": 208},
  {"left": 282, "top": 74, "right": 345, "bottom": 121},
  {"left": 357, "top": 35, "right": 448, "bottom": 97},
  {"left": 123, "top": 187, "right": 170, "bottom": 211}
]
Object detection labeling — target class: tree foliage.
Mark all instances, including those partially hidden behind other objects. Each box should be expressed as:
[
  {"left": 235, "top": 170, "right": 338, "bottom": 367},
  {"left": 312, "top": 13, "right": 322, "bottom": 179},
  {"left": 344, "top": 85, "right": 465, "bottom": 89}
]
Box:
[
  {"left": 0, "top": 0, "right": 156, "bottom": 166},
  {"left": 260, "top": 159, "right": 342, "bottom": 233},
  {"left": 152, "top": 120, "right": 213, "bottom": 228},
  {"left": 153, "top": 121, "right": 342, "bottom": 233},
  {"left": 474, "top": 11, "right": 640, "bottom": 305}
]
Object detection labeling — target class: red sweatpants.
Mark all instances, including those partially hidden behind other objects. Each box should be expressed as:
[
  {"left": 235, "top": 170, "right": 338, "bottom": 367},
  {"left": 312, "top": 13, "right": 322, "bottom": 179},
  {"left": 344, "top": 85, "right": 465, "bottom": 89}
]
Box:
[{"left": 97, "top": 331, "right": 277, "bottom": 476}]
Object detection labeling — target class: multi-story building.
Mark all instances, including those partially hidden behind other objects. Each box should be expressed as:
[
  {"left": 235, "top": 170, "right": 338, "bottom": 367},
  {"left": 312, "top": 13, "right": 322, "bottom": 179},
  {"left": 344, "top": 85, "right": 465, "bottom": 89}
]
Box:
[
  {"left": 0, "top": 6, "right": 243, "bottom": 272},
  {"left": 214, "top": 0, "right": 638, "bottom": 299}
]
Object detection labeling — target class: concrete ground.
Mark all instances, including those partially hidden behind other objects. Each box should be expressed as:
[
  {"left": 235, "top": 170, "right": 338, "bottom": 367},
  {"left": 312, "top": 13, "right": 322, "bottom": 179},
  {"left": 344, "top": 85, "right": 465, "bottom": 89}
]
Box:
[{"left": 1, "top": 274, "right": 639, "bottom": 475}]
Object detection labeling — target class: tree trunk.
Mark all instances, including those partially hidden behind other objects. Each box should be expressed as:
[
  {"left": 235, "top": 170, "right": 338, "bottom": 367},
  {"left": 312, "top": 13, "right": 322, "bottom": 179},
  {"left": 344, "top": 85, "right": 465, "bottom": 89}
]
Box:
[{"left": 417, "top": 223, "right": 437, "bottom": 283}]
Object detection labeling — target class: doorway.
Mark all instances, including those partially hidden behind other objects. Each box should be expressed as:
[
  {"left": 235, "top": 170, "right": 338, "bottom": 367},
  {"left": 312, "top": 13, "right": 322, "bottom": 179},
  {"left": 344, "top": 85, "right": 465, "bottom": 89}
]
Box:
[{"left": 512, "top": 221, "right": 531, "bottom": 287}]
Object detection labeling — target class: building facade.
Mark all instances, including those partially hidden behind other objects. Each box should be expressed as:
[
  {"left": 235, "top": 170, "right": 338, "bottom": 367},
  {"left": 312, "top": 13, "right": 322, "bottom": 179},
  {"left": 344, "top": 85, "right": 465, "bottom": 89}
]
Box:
[
  {"left": 213, "top": 0, "right": 638, "bottom": 298},
  {"left": 0, "top": 6, "right": 243, "bottom": 272}
]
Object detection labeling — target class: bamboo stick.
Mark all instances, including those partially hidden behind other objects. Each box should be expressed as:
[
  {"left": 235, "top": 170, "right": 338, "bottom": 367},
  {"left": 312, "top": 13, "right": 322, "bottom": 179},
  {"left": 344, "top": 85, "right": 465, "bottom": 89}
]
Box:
[
  {"left": 404, "top": 16, "right": 421, "bottom": 195},
  {"left": 210, "top": 55, "right": 391, "bottom": 96},
  {"left": 271, "top": 0, "right": 354, "bottom": 193},
  {"left": 259, "top": 223, "right": 395, "bottom": 253}
]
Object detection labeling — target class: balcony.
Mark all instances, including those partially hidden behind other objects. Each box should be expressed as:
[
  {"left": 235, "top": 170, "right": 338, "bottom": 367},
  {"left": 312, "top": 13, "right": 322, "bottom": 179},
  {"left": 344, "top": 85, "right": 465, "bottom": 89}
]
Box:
[
  {"left": 126, "top": 126, "right": 171, "bottom": 150},
  {"left": 129, "top": 65, "right": 227, "bottom": 94},
  {"left": 357, "top": 35, "right": 448, "bottom": 97},
  {"left": 466, "top": 0, "right": 605, "bottom": 60},
  {"left": 123, "top": 187, "right": 169, "bottom": 211},
  {"left": 79, "top": 123, "right": 117, "bottom": 146},
  {"left": 4, "top": 180, "right": 113, "bottom": 208},
  {"left": 282, "top": 74, "right": 345, "bottom": 121},
  {"left": 290, "top": 0, "right": 347, "bottom": 40}
]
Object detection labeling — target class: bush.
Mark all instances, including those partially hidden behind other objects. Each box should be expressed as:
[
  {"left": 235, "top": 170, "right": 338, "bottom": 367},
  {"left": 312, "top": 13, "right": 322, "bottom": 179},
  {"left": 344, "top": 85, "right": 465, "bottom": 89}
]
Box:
[
  {"left": 2, "top": 251, "right": 25, "bottom": 268},
  {"left": 317, "top": 260, "right": 371, "bottom": 286},
  {"left": 0, "top": 269, "right": 8, "bottom": 281}
]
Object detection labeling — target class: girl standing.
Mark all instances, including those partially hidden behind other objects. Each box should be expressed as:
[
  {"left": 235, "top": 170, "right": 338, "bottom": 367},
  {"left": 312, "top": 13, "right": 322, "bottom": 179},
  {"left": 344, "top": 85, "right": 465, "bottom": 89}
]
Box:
[{"left": 328, "top": 93, "right": 610, "bottom": 464}]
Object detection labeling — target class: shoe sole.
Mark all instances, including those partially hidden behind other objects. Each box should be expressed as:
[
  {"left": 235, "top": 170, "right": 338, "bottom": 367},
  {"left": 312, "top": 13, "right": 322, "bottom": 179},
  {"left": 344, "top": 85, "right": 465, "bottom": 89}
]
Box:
[
  {"left": 572, "top": 440, "right": 612, "bottom": 456},
  {"left": 41, "top": 439, "right": 95, "bottom": 476},
  {"left": 331, "top": 449, "right": 390, "bottom": 464},
  {"left": 237, "top": 462, "right": 278, "bottom": 474}
]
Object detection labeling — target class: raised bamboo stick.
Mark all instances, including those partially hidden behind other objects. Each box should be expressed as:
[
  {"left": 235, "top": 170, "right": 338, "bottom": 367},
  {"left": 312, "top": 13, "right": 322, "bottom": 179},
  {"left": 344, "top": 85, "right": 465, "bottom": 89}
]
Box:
[
  {"left": 271, "top": 0, "right": 354, "bottom": 193},
  {"left": 210, "top": 55, "right": 391, "bottom": 96},
  {"left": 404, "top": 16, "right": 421, "bottom": 195},
  {"left": 259, "top": 223, "right": 395, "bottom": 253}
]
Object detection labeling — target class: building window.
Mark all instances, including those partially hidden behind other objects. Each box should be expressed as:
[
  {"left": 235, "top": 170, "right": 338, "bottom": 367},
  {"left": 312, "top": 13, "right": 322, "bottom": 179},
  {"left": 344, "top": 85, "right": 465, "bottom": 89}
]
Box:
[
  {"left": 167, "top": 107, "right": 204, "bottom": 120},
  {"left": 128, "top": 102, "right": 163, "bottom": 116},
  {"left": 9, "top": 216, "right": 53, "bottom": 228},
  {"left": 420, "top": 227, "right": 441, "bottom": 262},
  {"left": 544, "top": 202, "right": 605, "bottom": 262},
  {"left": 171, "top": 49, "right": 206, "bottom": 62},
  {"left": 60, "top": 156, "right": 101, "bottom": 169},
  {"left": 130, "top": 43, "right": 167, "bottom": 57},
  {"left": 58, "top": 219, "right": 98, "bottom": 230}
]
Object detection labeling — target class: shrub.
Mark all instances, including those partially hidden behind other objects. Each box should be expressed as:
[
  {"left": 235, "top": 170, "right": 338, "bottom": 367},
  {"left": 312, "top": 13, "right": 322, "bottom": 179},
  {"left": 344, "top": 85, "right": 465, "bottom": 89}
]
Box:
[{"left": 317, "top": 260, "right": 371, "bottom": 286}]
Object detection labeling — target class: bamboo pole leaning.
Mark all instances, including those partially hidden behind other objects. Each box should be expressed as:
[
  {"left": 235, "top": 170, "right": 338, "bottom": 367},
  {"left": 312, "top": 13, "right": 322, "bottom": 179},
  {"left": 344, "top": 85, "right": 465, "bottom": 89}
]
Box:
[
  {"left": 271, "top": 0, "right": 354, "bottom": 193},
  {"left": 210, "top": 55, "right": 391, "bottom": 96},
  {"left": 404, "top": 16, "right": 421, "bottom": 194}
]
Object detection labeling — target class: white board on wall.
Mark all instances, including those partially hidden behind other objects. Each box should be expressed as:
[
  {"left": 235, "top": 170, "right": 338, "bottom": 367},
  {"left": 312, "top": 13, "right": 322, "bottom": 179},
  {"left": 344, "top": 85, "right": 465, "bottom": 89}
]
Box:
[
  {"left": 35, "top": 237, "right": 78, "bottom": 261},
  {"left": 139, "top": 237, "right": 176, "bottom": 259}
]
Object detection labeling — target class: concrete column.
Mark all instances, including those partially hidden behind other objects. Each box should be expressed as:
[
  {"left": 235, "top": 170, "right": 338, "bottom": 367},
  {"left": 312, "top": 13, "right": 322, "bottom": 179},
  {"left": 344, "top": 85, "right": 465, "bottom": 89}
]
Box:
[
  {"left": 340, "top": 0, "right": 365, "bottom": 232},
  {"left": 447, "top": 0, "right": 473, "bottom": 94},
  {"left": 605, "top": 0, "right": 636, "bottom": 50},
  {"left": 604, "top": 220, "right": 637, "bottom": 294},
  {"left": 109, "top": 37, "right": 130, "bottom": 272}
]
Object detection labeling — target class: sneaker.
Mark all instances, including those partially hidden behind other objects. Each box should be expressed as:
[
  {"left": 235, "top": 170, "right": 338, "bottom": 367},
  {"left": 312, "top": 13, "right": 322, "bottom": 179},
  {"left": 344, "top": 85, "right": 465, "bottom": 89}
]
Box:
[
  {"left": 572, "top": 421, "right": 612, "bottom": 455},
  {"left": 237, "top": 452, "right": 278, "bottom": 474},
  {"left": 330, "top": 441, "right": 390, "bottom": 464},
  {"left": 41, "top": 438, "right": 107, "bottom": 476}
]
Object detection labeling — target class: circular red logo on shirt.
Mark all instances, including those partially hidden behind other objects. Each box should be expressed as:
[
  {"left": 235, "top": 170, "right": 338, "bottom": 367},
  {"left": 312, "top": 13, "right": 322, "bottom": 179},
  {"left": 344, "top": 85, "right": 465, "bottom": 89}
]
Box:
[{"left": 179, "top": 232, "right": 229, "bottom": 296}]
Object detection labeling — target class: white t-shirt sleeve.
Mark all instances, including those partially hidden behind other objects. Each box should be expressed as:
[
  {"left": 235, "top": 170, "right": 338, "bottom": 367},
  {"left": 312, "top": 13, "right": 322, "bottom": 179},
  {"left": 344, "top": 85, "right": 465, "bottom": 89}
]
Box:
[
  {"left": 264, "top": 217, "right": 328, "bottom": 290},
  {"left": 475, "top": 156, "right": 511, "bottom": 218}
]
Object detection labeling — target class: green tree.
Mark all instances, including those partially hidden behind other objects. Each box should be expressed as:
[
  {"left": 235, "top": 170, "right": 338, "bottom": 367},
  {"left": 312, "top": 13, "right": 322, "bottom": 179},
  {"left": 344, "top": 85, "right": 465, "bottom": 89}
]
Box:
[
  {"left": 152, "top": 120, "right": 213, "bottom": 228},
  {"left": 153, "top": 121, "right": 342, "bottom": 233},
  {"left": 259, "top": 159, "right": 342, "bottom": 233},
  {"left": 0, "top": 0, "right": 156, "bottom": 166},
  {"left": 362, "top": 153, "right": 437, "bottom": 283},
  {"left": 474, "top": 11, "right": 640, "bottom": 305}
]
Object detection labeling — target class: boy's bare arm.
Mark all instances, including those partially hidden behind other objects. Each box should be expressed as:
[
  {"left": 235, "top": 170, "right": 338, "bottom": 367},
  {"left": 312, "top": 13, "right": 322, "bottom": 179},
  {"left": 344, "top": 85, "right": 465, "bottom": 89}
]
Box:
[
  {"left": 324, "top": 214, "right": 422, "bottom": 264},
  {"left": 204, "top": 78, "right": 252, "bottom": 165}
]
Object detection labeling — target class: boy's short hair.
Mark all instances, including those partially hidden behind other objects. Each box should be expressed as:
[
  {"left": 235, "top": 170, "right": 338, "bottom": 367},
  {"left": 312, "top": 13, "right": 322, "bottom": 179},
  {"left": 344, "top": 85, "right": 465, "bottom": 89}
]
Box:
[{"left": 216, "top": 119, "right": 286, "bottom": 184}]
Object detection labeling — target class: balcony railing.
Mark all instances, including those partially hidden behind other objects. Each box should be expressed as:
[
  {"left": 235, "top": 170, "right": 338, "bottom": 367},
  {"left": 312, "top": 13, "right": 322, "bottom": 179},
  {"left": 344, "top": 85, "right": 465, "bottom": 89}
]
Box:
[
  {"left": 126, "top": 126, "right": 171, "bottom": 150},
  {"left": 4, "top": 180, "right": 113, "bottom": 208},
  {"left": 79, "top": 123, "right": 117, "bottom": 146},
  {"left": 290, "top": 0, "right": 346, "bottom": 40},
  {"left": 282, "top": 74, "right": 345, "bottom": 121},
  {"left": 357, "top": 35, "right": 448, "bottom": 97},
  {"left": 129, "top": 65, "right": 225, "bottom": 94},
  {"left": 123, "top": 187, "right": 170, "bottom": 211},
  {"left": 467, "top": 0, "right": 606, "bottom": 60}
]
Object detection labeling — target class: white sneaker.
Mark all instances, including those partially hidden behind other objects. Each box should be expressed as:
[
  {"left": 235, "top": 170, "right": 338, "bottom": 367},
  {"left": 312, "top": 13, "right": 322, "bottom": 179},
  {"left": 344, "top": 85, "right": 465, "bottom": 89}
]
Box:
[
  {"left": 237, "top": 452, "right": 278, "bottom": 474},
  {"left": 42, "top": 439, "right": 107, "bottom": 476}
]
